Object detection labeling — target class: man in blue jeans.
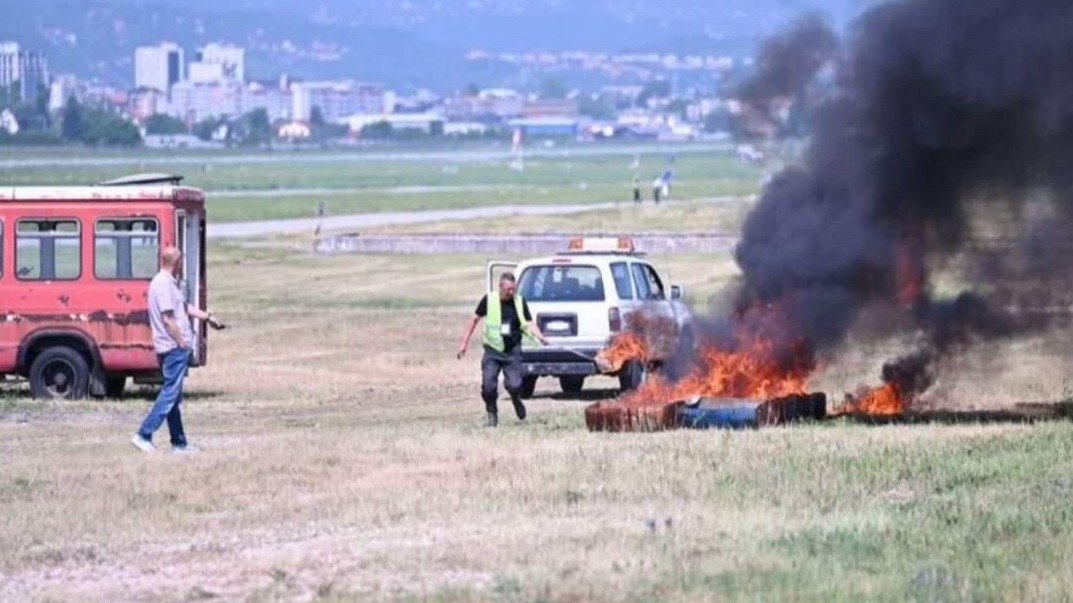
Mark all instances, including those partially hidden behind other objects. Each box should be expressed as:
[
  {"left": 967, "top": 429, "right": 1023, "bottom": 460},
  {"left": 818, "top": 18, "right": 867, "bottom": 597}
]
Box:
[{"left": 131, "top": 246, "right": 224, "bottom": 454}]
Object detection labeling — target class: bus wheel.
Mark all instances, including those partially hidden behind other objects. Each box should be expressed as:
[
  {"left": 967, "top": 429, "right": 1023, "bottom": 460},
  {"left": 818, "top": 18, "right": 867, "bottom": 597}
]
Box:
[
  {"left": 29, "top": 347, "right": 90, "bottom": 400},
  {"left": 105, "top": 376, "right": 127, "bottom": 399}
]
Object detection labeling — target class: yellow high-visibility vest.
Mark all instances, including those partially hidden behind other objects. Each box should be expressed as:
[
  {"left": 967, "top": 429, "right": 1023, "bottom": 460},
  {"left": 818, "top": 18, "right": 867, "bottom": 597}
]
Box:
[{"left": 484, "top": 293, "right": 533, "bottom": 351}]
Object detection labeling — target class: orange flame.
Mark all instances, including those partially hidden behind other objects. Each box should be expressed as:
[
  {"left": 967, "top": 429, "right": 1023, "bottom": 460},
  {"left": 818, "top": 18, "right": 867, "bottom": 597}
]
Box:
[
  {"left": 596, "top": 332, "right": 650, "bottom": 373},
  {"left": 601, "top": 309, "right": 811, "bottom": 406},
  {"left": 596, "top": 313, "right": 676, "bottom": 373},
  {"left": 626, "top": 340, "right": 810, "bottom": 404},
  {"left": 835, "top": 382, "right": 906, "bottom": 417}
]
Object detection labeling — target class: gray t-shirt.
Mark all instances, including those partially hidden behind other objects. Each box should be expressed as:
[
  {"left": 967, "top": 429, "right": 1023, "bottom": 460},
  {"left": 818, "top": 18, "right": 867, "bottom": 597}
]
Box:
[{"left": 148, "top": 270, "right": 195, "bottom": 354}]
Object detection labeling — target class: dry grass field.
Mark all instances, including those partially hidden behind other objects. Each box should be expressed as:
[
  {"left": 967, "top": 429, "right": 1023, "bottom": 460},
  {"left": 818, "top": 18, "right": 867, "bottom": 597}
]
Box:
[{"left": 4, "top": 235, "right": 1073, "bottom": 602}]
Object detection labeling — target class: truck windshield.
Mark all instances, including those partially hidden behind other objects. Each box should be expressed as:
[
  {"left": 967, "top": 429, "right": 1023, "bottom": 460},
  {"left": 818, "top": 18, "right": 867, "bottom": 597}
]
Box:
[{"left": 519, "top": 264, "right": 605, "bottom": 302}]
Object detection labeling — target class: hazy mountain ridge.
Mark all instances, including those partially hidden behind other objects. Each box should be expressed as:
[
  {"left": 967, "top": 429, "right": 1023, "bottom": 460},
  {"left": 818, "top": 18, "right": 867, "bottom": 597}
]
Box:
[{"left": 4, "top": 0, "right": 865, "bottom": 89}]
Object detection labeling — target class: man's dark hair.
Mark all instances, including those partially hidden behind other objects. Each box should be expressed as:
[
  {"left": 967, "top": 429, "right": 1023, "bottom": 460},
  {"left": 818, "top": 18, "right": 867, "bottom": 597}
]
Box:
[{"left": 499, "top": 272, "right": 516, "bottom": 283}]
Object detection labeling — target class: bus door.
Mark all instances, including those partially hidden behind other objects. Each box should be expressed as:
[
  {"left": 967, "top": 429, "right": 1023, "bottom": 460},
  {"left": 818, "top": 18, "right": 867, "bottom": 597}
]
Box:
[{"left": 175, "top": 209, "right": 206, "bottom": 365}]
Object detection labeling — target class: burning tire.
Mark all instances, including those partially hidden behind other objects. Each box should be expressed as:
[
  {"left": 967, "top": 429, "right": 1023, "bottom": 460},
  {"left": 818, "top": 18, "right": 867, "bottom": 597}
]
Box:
[
  {"left": 585, "top": 399, "right": 681, "bottom": 432},
  {"left": 29, "top": 346, "right": 90, "bottom": 401},
  {"left": 617, "top": 359, "right": 646, "bottom": 393}
]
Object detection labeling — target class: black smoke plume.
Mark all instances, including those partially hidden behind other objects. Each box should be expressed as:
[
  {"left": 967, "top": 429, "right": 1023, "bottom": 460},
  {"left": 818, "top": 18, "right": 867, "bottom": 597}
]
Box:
[
  {"left": 731, "top": 0, "right": 1073, "bottom": 400},
  {"left": 736, "top": 13, "right": 839, "bottom": 106},
  {"left": 733, "top": 13, "right": 839, "bottom": 137}
]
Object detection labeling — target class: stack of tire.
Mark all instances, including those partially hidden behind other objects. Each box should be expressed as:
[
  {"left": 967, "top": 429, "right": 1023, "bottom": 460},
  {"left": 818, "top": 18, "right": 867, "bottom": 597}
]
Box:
[{"left": 584, "top": 393, "right": 827, "bottom": 432}]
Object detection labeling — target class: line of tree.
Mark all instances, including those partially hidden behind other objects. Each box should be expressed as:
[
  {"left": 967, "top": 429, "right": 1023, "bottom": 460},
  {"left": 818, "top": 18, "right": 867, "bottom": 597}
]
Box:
[
  {"left": 60, "top": 97, "right": 141, "bottom": 146},
  {"left": 0, "top": 87, "right": 142, "bottom": 147}
]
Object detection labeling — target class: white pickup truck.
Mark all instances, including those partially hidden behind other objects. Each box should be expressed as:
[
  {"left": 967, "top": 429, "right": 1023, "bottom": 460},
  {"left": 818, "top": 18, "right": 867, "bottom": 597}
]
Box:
[{"left": 487, "top": 236, "right": 693, "bottom": 398}]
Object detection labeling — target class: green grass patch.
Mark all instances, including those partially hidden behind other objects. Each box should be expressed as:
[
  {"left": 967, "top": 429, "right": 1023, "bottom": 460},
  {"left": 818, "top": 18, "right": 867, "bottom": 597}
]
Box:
[{"left": 2, "top": 148, "right": 770, "bottom": 223}]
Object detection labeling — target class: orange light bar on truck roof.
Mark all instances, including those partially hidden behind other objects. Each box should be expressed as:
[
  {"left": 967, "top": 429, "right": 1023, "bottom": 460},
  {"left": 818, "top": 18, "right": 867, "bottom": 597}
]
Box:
[{"left": 566, "top": 236, "right": 636, "bottom": 253}]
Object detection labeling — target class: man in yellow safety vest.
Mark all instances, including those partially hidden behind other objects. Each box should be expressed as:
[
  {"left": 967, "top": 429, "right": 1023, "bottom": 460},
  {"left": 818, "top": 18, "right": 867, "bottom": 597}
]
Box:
[{"left": 457, "top": 272, "right": 548, "bottom": 427}]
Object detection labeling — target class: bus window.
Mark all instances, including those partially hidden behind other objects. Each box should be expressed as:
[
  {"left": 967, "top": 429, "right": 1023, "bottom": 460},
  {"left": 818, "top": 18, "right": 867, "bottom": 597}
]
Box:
[
  {"left": 16, "top": 219, "right": 81, "bottom": 280},
  {"left": 95, "top": 218, "right": 160, "bottom": 280},
  {"left": 176, "top": 211, "right": 186, "bottom": 257}
]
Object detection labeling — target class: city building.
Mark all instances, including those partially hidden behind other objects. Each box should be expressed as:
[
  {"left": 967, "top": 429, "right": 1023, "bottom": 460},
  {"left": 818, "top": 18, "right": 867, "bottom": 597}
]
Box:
[
  {"left": 507, "top": 117, "right": 578, "bottom": 138},
  {"left": 443, "top": 88, "right": 523, "bottom": 121},
  {"left": 164, "top": 80, "right": 293, "bottom": 123},
  {"left": 128, "top": 87, "right": 168, "bottom": 122},
  {"left": 0, "top": 42, "right": 50, "bottom": 101},
  {"left": 240, "top": 81, "right": 293, "bottom": 122},
  {"left": 48, "top": 74, "right": 80, "bottom": 111},
  {"left": 168, "top": 81, "right": 242, "bottom": 123},
  {"left": 344, "top": 113, "right": 444, "bottom": 135},
  {"left": 189, "top": 43, "right": 245, "bottom": 84},
  {"left": 521, "top": 99, "right": 579, "bottom": 119},
  {"left": 135, "top": 43, "right": 184, "bottom": 95},
  {"left": 278, "top": 121, "right": 311, "bottom": 139},
  {"left": 292, "top": 81, "right": 387, "bottom": 123}
]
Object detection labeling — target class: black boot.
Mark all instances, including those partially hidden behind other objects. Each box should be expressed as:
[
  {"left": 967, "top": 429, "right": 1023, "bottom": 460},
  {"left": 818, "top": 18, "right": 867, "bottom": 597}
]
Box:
[
  {"left": 512, "top": 397, "right": 527, "bottom": 421},
  {"left": 486, "top": 412, "right": 499, "bottom": 427}
]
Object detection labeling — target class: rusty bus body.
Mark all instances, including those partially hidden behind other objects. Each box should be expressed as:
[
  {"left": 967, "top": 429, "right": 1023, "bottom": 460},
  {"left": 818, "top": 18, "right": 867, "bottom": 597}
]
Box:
[{"left": 0, "top": 175, "right": 207, "bottom": 399}]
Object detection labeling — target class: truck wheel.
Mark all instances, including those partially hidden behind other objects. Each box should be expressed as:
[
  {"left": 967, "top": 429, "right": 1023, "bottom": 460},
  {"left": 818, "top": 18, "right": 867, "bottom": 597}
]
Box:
[
  {"left": 559, "top": 376, "right": 585, "bottom": 395},
  {"left": 520, "top": 376, "right": 538, "bottom": 399},
  {"left": 105, "top": 375, "right": 127, "bottom": 399},
  {"left": 618, "top": 359, "right": 646, "bottom": 393},
  {"left": 29, "top": 347, "right": 90, "bottom": 401}
]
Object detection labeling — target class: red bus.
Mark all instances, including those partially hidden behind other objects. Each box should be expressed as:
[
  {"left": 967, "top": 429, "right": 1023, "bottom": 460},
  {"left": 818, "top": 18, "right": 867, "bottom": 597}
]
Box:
[{"left": 0, "top": 173, "right": 208, "bottom": 400}]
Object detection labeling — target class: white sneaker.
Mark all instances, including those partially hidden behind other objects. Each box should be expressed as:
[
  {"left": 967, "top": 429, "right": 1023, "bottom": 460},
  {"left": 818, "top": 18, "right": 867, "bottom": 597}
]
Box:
[
  {"left": 171, "top": 445, "right": 199, "bottom": 455},
  {"left": 131, "top": 435, "right": 156, "bottom": 453}
]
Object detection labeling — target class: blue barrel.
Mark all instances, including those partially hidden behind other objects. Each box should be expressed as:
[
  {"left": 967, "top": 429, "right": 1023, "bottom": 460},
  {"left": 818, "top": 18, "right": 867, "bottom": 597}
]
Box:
[
  {"left": 678, "top": 394, "right": 827, "bottom": 429},
  {"left": 678, "top": 399, "right": 764, "bottom": 429}
]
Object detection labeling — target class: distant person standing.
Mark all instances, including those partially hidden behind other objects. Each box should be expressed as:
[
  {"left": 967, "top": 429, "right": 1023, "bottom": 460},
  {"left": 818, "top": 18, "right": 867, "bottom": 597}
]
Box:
[
  {"left": 457, "top": 273, "right": 548, "bottom": 427},
  {"left": 632, "top": 177, "right": 642, "bottom": 204},
  {"left": 131, "top": 246, "right": 225, "bottom": 454},
  {"left": 661, "top": 168, "right": 674, "bottom": 200},
  {"left": 652, "top": 176, "right": 663, "bottom": 204}
]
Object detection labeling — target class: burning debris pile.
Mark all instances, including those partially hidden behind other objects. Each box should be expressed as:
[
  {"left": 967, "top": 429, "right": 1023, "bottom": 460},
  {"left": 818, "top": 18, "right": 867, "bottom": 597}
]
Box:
[
  {"left": 598, "top": 310, "right": 811, "bottom": 403},
  {"left": 592, "top": 0, "right": 1073, "bottom": 429}
]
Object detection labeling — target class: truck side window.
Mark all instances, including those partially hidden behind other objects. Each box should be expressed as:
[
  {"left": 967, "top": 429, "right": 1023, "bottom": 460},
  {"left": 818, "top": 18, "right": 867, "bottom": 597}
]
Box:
[
  {"left": 630, "top": 263, "right": 651, "bottom": 300},
  {"left": 96, "top": 218, "right": 160, "bottom": 280},
  {"left": 16, "top": 219, "right": 81, "bottom": 281},
  {"left": 610, "top": 262, "right": 633, "bottom": 300},
  {"left": 641, "top": 264, "right": 666, "bottom": 300},
  {"left": 630, "top": 263, "right": 665, "bottom": 300}
]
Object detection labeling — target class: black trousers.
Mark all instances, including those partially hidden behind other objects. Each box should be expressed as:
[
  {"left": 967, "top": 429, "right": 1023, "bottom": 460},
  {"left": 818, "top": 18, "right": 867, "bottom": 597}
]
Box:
[{"left": 481, "top": 347, "right": 525, "bottom": 417}]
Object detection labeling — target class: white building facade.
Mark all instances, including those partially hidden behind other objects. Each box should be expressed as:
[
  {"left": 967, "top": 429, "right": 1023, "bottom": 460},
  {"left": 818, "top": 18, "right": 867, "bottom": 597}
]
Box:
[
  {"left": 189, "top": 43, "right": 245, "bottom": 84},
  {"left": 135, "top": 43, "right": 184, "bottom": 95},
  {"left": 292, "top": 81, "right": 387, "bottom": 123},
  {"left": 0, "top": 42, "right": 50, "bottom": 101}
]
